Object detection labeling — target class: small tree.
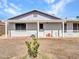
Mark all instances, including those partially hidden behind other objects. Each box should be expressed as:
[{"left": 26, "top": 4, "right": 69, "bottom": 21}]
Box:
[{"left": 25, "top": 36, "right": 39, "bottom": 58}]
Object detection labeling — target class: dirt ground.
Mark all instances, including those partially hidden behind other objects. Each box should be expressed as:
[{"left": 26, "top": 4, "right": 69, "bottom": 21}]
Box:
[{"left": 0, "top": 37, "right": 79, "bottom": 59}]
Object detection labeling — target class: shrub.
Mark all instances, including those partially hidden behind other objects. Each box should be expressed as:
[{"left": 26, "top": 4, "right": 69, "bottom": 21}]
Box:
[{"left": 25, "top": 36, "right": 39, "bottom": 58}]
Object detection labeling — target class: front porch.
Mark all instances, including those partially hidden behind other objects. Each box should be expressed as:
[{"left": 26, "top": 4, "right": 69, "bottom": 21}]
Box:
[{"left": 6, "top": 20, "right": 63, "bottom": 38}]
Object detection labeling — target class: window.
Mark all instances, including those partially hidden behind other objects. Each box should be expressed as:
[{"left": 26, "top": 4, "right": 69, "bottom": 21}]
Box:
[
  {"left": 39, "top": 23, "right": 43, "bottom": 29},
  {"left": 64, "top": 24, "right": 67, "bottom": 32},
  {"left": 73, "top": 23, "right": 77, "bottom": 30},
  {"left": 73, "top": 23, "right": 79, "bottom": 32},
  {"left": 15, "top": 23, "right": 26, "bottom": 30}
]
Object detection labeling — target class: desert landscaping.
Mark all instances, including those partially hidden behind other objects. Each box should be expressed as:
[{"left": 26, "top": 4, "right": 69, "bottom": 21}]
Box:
[{"left": 0, "top": 37, "right": 79, "bottom": 59}]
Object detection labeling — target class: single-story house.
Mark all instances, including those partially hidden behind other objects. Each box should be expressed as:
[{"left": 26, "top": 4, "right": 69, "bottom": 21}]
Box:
[{"left": 5, "top": 10, "right": 79, "bottom": 38}]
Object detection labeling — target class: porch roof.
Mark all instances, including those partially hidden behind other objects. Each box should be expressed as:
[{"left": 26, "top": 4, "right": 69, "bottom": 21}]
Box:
[
  {"left": 64, "top": 19, "right": 79, "bottom": 23},
  {"left": 7, "top": 19, "right": 63, "bottom": 23}
]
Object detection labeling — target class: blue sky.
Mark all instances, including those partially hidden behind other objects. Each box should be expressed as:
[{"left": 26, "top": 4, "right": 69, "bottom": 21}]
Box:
[{"left": 0, "top": 0, "right": 79, "bottom": 20}]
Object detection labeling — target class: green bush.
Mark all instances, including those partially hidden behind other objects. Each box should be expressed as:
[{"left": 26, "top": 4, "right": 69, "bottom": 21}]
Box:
[{"left": 25, "top": 37, "right": 39, "bottom": 58}]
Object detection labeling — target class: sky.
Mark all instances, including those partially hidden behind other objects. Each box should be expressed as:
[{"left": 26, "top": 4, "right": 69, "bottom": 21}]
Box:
[{"left": 0, "top": 0, "right": 79, "bottom": 20}]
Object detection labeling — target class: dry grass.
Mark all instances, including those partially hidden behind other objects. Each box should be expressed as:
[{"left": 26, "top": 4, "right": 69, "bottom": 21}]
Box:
[{"left": 0, "top": 37, "right": 79, "bottom": 59}]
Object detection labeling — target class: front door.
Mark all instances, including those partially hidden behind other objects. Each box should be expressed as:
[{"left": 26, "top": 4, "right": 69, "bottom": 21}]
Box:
[{"left": 39, "top": 23, "right": 44, "bottom": 38}]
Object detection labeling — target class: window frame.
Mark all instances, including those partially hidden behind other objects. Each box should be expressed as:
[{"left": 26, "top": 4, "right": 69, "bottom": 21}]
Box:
[{"left": 15, "top": 23, "right": 26, "bottom": 30}]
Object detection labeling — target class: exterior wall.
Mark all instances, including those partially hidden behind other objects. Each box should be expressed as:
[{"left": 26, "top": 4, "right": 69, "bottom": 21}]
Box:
[
  {"left": 11, "top": 30, "right": 37, "bottom": 37},
  {"left": 7, "top": 19, "right": 79, "bottom": 38},
  {"left": 44, "top": 23, "right": 62, "bottom": 30},
  {"left": 8, "top": 23, "right": 37, "bottom": 30},
  {"left": 8, "top": 22, "right": 62, "bottom": 31},
  {"left": 64, "top": 22, "right": 79, "bottom": 37},
  {"left": 7, "top": 23, "right": 15, "bottom": 36},
  {"left": 26, "top": 23, "right": 37, "bottom": 30},
  {"left": 44, "top": 23, "right": 62, "bottom": 38},
  {"left": 8, "top": 23, "right": 37, "bottom": 37},
  {"left": 8, "top": 22, "right": 62, "bottom": 37},
  {"left": 67, "top": 22, "right": 73, "bottom": 32},
  {"left": 8, "top": 23, "right": 15, "bottom": 30},
  {"left": 64, "top": 22, "right": 73, "bottom": 37},
  {"left": 64, "top": 32, "right": 79, "bottom": 37}
]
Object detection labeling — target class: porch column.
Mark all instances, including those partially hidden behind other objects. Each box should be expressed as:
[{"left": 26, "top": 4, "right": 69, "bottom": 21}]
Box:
[
  {"left": 62, "top": 21, "right": 64, "bottom": 37},
  {"left": 5, "top": 21, "right": 7, "bottom": 37},
  {"left": 37, "top": 21, "right": 39, "bottom": 38}
]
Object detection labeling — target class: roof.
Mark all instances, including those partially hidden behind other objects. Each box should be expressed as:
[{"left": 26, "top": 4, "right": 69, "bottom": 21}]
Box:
[{"left": 8, "top": 10, "right": 61, "bottom": 20}]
